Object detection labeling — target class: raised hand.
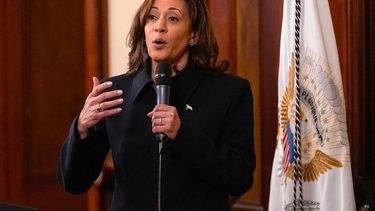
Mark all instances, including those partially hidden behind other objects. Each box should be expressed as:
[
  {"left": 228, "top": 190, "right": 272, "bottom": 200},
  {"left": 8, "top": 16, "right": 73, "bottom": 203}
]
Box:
[{"left": 77, "top": 77, "right": 123, "bottom": 139}]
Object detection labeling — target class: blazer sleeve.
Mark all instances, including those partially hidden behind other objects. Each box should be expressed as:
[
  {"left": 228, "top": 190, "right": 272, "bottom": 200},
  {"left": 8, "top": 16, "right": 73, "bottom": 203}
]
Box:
[
  {"left": 168, "top": 79, "right": 256, "bottom": 196},
  {"left": 58, "top": 117, "right": 110, "bottom": 194}
]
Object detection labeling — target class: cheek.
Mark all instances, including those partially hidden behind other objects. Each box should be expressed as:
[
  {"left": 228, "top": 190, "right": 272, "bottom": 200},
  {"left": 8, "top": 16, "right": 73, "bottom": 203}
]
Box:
[
  {"left": 144, "top": 26, "right": 151, "bottom": 40},
  {"left": 180, "top": 29, "right": 192, "bottom": 44},
  {"left": 173, "top": 39, "right": 188, "bottom": 51},
  {"left": 144, "top": 26, "right": 153, "bottom": 49},
  {"left": 173, "top": 34, "right": 190, "bottom": 50}
]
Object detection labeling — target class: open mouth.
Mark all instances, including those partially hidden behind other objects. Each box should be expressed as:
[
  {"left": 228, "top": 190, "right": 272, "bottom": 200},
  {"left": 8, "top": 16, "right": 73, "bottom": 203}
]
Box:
[{"left": 153, "top": 39, "right": 167, "bottom": 45}]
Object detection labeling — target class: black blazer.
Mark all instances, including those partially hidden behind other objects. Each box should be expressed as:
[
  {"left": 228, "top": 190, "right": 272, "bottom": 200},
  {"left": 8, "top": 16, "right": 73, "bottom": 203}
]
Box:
[{"left": 58, "top": 66, "right": 256, "bottom": 211}]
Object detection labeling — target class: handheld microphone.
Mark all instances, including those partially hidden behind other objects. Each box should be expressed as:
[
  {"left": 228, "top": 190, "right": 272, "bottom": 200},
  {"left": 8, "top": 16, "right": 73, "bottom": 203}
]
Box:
[{"left": 154, "top": 62, "right": 172, "bottom": 142}]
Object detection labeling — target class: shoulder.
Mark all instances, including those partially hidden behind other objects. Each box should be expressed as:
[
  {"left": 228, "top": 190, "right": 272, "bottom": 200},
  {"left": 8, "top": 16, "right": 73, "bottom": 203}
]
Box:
[
  {"left": 182, "top": 70, "right": 253, "bottom": 105},
  {"left": 103, "top": 73, "right": 132, "bottom": 84},
  {"left": 198, "top": 70, "right": 251, "bottom": 92}
]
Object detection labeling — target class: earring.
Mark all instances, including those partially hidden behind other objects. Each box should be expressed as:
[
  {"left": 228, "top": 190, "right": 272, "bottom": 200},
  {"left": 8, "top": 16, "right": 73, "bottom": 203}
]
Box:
[{"left": 189, "top": 42, "right": 195, "bottom": 47}]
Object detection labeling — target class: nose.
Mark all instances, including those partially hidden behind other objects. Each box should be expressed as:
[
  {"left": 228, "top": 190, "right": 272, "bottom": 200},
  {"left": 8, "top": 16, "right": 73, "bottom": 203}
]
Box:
[
  {"left": 155, "top": 19, "right": 167, "bottom": 33},
  {"left": 155, "top": 26, "right": 167, "bottom": 33}
]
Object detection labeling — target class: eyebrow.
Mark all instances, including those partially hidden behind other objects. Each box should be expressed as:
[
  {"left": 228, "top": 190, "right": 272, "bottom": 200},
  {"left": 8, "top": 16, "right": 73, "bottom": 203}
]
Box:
[{"left": 150, "top": 6, "right": 182, "bottom": 15}]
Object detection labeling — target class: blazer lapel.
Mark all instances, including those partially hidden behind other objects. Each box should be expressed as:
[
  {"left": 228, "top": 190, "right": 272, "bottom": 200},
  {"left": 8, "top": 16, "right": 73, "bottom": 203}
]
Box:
[{"left": 130, "top": 69, "right": 153, "bottom": 103}]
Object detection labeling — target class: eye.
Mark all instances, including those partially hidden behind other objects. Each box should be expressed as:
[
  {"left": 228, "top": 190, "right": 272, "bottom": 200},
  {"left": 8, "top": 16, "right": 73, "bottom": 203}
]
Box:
[
  {"left": 168, "top": 16, "right": 179, "bottom": 23},
  {"left": 147, "top": 14, "right": 157, "bottom": 21}
]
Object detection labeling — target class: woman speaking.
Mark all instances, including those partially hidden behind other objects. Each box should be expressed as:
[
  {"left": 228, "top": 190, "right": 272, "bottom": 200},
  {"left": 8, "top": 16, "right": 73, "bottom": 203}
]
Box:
[{"left": 58, "top": 0, "right": 256, "bottom": 210}]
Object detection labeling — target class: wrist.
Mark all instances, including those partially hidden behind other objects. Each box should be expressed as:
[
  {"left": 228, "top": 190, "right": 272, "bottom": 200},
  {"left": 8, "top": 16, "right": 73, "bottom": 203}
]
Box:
[{"left": 77, "top": 119, "right": 88, "bottom": 139}]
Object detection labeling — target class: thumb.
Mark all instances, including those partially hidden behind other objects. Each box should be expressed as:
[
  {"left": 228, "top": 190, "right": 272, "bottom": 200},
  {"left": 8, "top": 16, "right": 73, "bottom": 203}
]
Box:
[{"left": 92, "top": 76, "right": 100, "bottom": 88}]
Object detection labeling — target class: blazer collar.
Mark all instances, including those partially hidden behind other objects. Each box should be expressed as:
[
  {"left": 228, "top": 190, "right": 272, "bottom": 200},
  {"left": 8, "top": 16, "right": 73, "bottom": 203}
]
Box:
[
  {"left": 130, "top": 68, "right": 153, "bottom": 103},
  {"left": 129, "top": 64, "right": 204, "bottom": 104}
]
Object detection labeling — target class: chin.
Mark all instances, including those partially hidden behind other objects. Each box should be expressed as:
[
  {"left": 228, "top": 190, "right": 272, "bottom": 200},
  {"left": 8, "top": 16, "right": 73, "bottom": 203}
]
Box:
[
  {"left": 150, "top": 55, "right": 171, "bottom": 63},
  {"left": 148, "top": 50, "right": 171, "bottom": 60}
]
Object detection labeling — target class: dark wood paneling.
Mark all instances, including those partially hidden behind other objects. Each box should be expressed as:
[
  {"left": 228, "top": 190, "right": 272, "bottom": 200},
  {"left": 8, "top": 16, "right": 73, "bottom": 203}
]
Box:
[
  {"left": 0, "top": 0, "right": 26, "bottom": 203},
  {"left": 21, "top": 0, "right": 92, "bottom": 209},
  {"left": 24, "top": 0, "right": 87, "bottom": 209},
  {"left": 0, "top": 0, "right": 102, "bottom": 210},
  {"left": 347, "top": 0, "right": 375, "bottom": 207},
  {"left": 329, "top": 0, "right": 348, "bottom": 79},
  {"left": 0, "top": 0, "right": 8, "bottom": 200},
  {"left": 84, "top": 0, "right": 107, "bottom": 91},
  {"left": 236, "top": 0, "right": 262, "bottom": 205},
  {"left": 363, "top": 0, "right": 375, "bottom": 177},
  {"left": 345, "top": 0, "right": 365, "bottom": 179},
  {"left": 260, "top": 1, "right": 283, "bottom": 209},
  {"left": 209, "top": 0, "right": 237, "bottom": 73},
  {"left": 101, "top": 0, "right": 109, "bottom": 78},
  {"left": 363, "top": 0, "right": 375, "bottom": 176},
  {"left": 24, "top": 0, "right": 86, "bottom": 182},
  {"left": 330, "top": 0, "right": 365, "bottom": 181}
]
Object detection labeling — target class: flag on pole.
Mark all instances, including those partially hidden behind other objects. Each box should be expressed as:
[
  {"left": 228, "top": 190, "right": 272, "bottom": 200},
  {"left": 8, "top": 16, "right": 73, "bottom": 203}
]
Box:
[{"left": 269, "top": 0, "right": 356, "bottom": 210}]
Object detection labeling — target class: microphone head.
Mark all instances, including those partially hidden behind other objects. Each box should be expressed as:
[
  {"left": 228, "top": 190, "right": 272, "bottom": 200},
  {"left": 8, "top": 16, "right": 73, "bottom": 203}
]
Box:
[{"left": 155, "top": 62, "right": 172, "bottom": 86}]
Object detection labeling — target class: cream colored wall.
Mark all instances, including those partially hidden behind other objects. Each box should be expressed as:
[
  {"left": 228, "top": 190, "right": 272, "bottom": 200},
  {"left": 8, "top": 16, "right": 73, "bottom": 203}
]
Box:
[{"left": 108, "top": 0, "right": 143, "bottom": 76}]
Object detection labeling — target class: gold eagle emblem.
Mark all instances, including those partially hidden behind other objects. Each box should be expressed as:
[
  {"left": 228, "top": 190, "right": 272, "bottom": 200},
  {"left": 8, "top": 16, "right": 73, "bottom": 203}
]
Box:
[
  {"left": 286, "top": 150, "right": 342, "bottom": 182},
  {"left": 278, "top": 52, "right": 344, "bottom": 182}
]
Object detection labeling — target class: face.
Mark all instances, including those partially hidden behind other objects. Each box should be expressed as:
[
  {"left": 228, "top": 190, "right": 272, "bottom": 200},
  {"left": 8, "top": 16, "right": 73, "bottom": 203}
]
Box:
[{"left": 144, "top": 0, "right": 194, "bottom": 71}]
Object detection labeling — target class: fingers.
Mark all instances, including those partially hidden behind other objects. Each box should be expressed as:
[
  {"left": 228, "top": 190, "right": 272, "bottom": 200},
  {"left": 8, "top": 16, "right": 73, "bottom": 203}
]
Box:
[
  {"left": 89, "top": 77, "right": 123, "bottom": 106},
  {"left": 147, "top": 104, "right": 174, "bottom": 126},
  {"left": 87, "top": 77, "right": 123, "bottom": 108},
  {"left": 93, "top": 89, "right": 123, "bottom": 105},
  {"left": 97, "top": 98, "right": 124, "bottom": 112},
  {"left": 78, "top": 78, "right": 124, "bottom": 138},
  {"left": 148, "top": 104, "right": 180, "bottom": 140},
  {"left": 93, "top": 76, "right": 100, "bottom": 87},
  {"left": 87, "top": 89, "right": 124, "bottom": 118},
  {"left": 77, "top": 103, "right": 123, "bottom": 140},
  {"left": 90, "top": 80, "right": 113, "bottom": 98},
  {"left": 91, "top": 106, "right": 122, "bottom": 120},
  {"left": 147, "top": 104, "right": 171, "bottom": 117}
]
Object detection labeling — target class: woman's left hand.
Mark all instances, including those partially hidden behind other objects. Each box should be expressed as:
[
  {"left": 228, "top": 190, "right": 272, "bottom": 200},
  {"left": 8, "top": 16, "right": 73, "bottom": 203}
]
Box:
[{"left": 147, "top": 104, "right": 181, "bottom": 140}]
